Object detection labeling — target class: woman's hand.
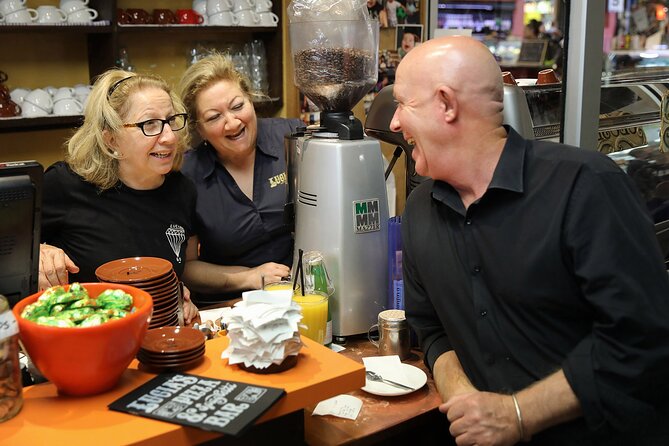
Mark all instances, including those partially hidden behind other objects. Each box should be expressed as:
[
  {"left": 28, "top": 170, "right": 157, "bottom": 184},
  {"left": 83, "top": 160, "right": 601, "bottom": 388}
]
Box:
[
  {"left": 248, "top": 262, "right": 291, "bottom": 289},
  {"left": 181, "top": 284, "right": 199, "bottom": 325},
  {"left": 39, "top": 244, "right": 79, "bottom": 291}
]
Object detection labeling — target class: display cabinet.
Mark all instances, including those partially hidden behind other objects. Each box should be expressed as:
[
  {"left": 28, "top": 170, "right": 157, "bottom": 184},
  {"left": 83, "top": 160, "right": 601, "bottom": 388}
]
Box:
[
  {"left": 0, "top": 0, "right": 284, "bottom": 134},
  {"left": 502, "top": 71, "right": 669, "bottom": 227}
]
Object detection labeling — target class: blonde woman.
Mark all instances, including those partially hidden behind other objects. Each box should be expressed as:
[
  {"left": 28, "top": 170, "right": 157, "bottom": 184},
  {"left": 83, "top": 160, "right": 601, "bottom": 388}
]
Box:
[
  {"left": 39, "top": 69, "right": 199, "bottom": 322},
  {"left": 177, "top": 54, "right": 302, "bottom": 306}
]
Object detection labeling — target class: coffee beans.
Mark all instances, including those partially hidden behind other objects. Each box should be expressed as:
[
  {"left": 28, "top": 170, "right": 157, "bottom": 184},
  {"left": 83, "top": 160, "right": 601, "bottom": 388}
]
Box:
[{"left": 294, "top": 47, "right": 375, "bottom": 111}]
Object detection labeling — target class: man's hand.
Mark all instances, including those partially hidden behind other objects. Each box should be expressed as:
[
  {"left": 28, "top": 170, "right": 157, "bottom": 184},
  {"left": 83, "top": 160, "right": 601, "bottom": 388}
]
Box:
[
  {"left": 39, "top": 244, "right": 79, "bottom": 290},
  {"left": 440, "top": 391, "right": 520, "bottom": 446}
]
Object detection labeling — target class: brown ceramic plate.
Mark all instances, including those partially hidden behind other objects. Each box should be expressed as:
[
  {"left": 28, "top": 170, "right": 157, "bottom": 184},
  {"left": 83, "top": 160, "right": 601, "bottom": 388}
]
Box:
[
  {"left": 148, "top": 310, "right": 179, "bottom": 327},
  {"left": 95, "top": 257, "right": 173, "bottom": 283},
  {"left": 132, "top": 272, "right": 179, "bottom": 290},
  {"left": 137, "top": 345, "right": 205, "bottom": 364},
  {"left": 141, "top": 326, "right": 205, "bottom": 354},
  {"left": 138, "top": 354, "right": 205, "bottom": 373}
]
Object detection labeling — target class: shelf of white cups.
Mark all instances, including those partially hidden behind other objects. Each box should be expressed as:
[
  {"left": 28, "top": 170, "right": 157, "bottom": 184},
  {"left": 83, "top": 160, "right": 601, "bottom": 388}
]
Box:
[
  {"left": 0, "top": 84, "right": 90, "bottom": 127},
  {"left": 196, "top": 0, "right": 278, "bottom": 28},
  {"left": 0, "top": 0, "right": 107, "bottom": 27}
]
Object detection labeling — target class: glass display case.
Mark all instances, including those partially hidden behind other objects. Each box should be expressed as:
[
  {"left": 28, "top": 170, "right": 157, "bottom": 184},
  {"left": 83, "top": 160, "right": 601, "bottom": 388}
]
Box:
[{"left": 502, "top": 72, "right": 669, "bottom": 225}]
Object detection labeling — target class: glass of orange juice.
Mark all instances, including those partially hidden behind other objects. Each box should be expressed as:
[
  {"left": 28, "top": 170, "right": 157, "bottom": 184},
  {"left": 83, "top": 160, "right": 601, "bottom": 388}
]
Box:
[
  {"left": 264, "top": 280, "right": 300, "bottom": 294},
  {"left": 292, "top": 291, "right": 328, "bottom": 344}
]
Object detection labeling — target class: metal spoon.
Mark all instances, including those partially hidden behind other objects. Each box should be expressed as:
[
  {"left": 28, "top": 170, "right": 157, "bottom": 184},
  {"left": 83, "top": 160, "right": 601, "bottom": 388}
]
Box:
[{"left": 365, "top": 370, "right": 416, "bottom": 391}]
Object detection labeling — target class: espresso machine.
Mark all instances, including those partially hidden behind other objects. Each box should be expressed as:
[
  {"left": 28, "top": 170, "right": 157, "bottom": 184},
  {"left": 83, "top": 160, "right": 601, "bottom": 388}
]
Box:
[{"left": 287, "top": 15, "right": 388, "bottom": 342}]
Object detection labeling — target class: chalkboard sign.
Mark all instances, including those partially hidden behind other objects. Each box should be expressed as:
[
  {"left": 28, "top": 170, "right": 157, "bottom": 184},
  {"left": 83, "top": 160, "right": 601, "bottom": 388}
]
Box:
[
  {"left": 516, "top": 39, "right": 548, "bottom": 66},
  {"left": 109, "top": 373, "right": 285, "bottom": 437}
]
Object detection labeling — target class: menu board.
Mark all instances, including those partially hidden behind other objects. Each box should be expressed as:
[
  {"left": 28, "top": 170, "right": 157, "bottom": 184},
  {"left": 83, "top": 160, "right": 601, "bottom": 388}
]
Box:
[{"left": 108, "top": 373, "right": 285, "bottom": 437}]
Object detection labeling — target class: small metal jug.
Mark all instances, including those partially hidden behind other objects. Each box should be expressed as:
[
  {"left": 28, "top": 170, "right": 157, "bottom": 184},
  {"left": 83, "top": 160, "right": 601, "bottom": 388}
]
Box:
[{"left": 368, "top": 309, "right": 410, "bottom": 360}]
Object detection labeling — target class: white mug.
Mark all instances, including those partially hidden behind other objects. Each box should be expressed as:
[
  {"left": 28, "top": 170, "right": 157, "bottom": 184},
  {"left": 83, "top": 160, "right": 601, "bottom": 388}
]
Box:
[
  {"left": 67, "top": 7, "right": 97, "bottom": 23},
  {"left": 0, "top": 0, "right": 26, "bottom": 16},
  {"left": 206, "top": 0, "right": 233, "bottom": 14},
  {"left": 60, "top": 0, "right": 88, "bottom": 13},
  {"left": 44, "top": 86, "right": 58, "bottom": 96},
  {"left": 5, "top": 7, "right": 37, "bottom": 23},
  {"left": 193, "top": 0, "right": 206, "bottom": 16},
  {"left": 24, "top": 89, "right": 53, "bottom": 112},
  {"left": 60, "top": 0, "right": 88, "bottom": 7},
  {"left": 53, "top": 87, "right": 75, "bottom": 102},
  {"left": 53, "top": 98, "right": 84, "bottom": 115},
  {"left": 22, "top": 102, "right": 50, "bottom": 118},
  {"left": 36, "top": 5, "right": 67, "bottom": 23},
  {"left": 234, "top": 9, "right": 259, "bottom": 26},
  {"left": 232, "top": 0, "right": 255, "bottom": 13},
  {"left": 254, "top": 0, "right": 272, "bottom": 12},
  {"left": 208, "top": 10, "right": 237, "bottom": 26},
  {"left": 73, "top": 83, "right": 92, "bottom": 96},
  {"left": 258, "top": 11, "right": 277, "bottom": 26},
  {"left": 9, "top": 87, "right": 30, "bottom": 104},
  {"left": 60, "top": 0, "right": 88, "bottom": 15}
]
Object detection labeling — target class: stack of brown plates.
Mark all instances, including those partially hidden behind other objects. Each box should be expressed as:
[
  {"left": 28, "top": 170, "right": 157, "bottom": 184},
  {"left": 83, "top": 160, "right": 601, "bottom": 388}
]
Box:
[
  {"left": 95, "top": 257, "right": 182, "bottom": 329},
  {"left": 137, "top": 326, "right": 206, "bottom": 372}
]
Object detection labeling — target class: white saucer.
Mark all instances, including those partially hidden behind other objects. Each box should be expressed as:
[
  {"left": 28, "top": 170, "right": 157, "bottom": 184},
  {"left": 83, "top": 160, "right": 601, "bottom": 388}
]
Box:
[{"left": 361, "top": 363, "right": 427, "bottom": 397}]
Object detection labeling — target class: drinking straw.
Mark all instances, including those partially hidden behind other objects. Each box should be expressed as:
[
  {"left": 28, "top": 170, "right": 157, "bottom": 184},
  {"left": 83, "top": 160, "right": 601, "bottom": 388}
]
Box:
[
  {"left": 292, "top": 252, "right": 301, "bottom": 291},
  {"left": 296, "top": 249, "right": 306, "bottom": 296},
  {"left": 261, "top": 274, "right": 265, "bottom": 291},
  {"left": 299, "top": 250, "right": 305, "bottom": 296}
]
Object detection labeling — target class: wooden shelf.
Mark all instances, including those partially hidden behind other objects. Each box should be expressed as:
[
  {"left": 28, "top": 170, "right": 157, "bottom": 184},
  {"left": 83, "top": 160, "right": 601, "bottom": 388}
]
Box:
[
  {"left": 0, "top": 23, "right": 112, "bottom": 33},
  {"left": 116, "top": 24, "right": 279, "bottom": 33},
  {"left": 0, "top": 115, "right": 83, "bottom": 133},
  {"left": 0, "top": 0, "right": 284, "bottom": 133}
]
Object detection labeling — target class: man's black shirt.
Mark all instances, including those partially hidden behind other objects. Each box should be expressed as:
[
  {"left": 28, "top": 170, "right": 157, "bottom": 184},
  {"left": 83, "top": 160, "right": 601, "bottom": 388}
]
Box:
[{"left": 403, "top": 127, "right": 669, "bottom": 444}]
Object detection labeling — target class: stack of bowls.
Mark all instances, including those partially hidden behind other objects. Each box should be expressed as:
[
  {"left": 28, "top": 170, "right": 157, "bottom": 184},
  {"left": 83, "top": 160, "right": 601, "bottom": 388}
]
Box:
[
  {"left": 95, "top": 257, "right": 182, "bottom": 329},
  {"left": 137, "top": 326, "right": 206, "bottom": 372}
]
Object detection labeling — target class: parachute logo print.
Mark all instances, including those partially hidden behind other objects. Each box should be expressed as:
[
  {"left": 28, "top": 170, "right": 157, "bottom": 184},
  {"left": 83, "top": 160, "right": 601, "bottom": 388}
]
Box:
[{"left": 166, "top": 224, "right": 186, "bottom": 263}]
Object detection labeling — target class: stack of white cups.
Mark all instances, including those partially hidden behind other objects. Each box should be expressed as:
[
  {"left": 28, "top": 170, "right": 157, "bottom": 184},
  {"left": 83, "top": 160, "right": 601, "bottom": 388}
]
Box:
[
  {"left": 21, "top": 88, "right": 53, "bottom": 117},
  {"left": 207, "top": 0, "right": 237, "bottom": 26},
  {"left": 232, "top": 0, "right": 258, "bottom": 27},
  {"left": 0, "top": 0, "right": 38, "bottom": 24},
  {"left": 17, "top": 84, "right": 90, "bottom": 117},
  {"left": 255, "top": 0, "right": 277, "bottom": 27},
  {"left": 52, "top": 86, "right": 86, "bottom": 115},
  {"left": 36, "top": 6, "right": 67, "bottom": 24},
  {"left": 60, "top": 0, "right": 98, "bottom": 24}
]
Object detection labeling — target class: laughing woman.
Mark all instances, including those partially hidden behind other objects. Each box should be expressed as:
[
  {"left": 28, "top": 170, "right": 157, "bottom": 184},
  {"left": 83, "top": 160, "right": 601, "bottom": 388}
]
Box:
[
  {"left": 177, "top": 54, "right": 302, "bottom": 306},
  {"left": 38, "top": 69, "right": 199, "bottom": 323}
]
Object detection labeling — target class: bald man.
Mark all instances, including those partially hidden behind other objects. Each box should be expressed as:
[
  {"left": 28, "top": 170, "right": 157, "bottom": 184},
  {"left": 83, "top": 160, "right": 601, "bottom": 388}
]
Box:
[{"left": 393, "top": 37, "right": 669, "bottom": 445}]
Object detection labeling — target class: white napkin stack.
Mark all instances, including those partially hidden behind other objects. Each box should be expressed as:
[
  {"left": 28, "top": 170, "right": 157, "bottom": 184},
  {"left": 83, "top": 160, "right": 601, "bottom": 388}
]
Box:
[{"left": 221, "top": 290, "right": 303, "bottom": 369}]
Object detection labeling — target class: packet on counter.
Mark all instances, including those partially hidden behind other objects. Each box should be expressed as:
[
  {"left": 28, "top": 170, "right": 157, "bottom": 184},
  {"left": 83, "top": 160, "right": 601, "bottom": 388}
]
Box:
[{"left": 312, "top": 395, "right": 362, "bottom": 420}]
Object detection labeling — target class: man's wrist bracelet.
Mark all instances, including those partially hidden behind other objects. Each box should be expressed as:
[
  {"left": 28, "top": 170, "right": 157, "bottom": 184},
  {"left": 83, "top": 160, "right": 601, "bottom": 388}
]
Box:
[{"left": 511, "top": 393, "right": 526, "bottom": 442}]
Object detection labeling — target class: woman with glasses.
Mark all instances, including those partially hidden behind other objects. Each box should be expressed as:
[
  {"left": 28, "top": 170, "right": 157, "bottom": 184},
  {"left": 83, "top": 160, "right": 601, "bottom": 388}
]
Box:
[
  {"left": 177, "top": 54, "right": 302, "bottom": 306},
  {"left": 38, "top": 69, "right": 199, "bottom": 323}
]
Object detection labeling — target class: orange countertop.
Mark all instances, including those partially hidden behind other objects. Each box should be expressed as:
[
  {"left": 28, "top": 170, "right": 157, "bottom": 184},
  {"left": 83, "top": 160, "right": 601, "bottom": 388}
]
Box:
[{"left": 3, "top": 335, "right": 365, "bottom": 446}]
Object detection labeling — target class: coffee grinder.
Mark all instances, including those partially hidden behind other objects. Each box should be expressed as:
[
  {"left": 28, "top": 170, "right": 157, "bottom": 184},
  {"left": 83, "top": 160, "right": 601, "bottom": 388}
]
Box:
[{"left": 287, "top": 17, "right": 388, "bottom": 343}]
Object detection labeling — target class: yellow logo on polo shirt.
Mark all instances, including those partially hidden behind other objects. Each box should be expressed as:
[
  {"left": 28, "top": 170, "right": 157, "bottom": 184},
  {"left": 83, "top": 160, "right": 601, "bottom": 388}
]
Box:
[{"left": 268, "top": 172, "right": 287, "bottom": 188}]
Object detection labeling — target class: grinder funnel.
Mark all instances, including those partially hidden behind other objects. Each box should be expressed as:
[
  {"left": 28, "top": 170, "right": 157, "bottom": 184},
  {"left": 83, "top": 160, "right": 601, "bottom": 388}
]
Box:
[{"left": 289, "top": 19, "right": 378, "bottom": 112}]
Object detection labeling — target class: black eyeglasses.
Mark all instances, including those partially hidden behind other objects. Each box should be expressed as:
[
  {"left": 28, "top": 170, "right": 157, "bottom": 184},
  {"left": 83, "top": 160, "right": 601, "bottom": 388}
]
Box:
[{"left": 123, "top": 113, "right": 188, "bottom": 137}]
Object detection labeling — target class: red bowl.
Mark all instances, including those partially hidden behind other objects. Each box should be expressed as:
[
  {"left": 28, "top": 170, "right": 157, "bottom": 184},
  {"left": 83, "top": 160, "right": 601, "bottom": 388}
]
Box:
[{"left": 13, "top": 283, "right": 153, "bottom": 396}]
